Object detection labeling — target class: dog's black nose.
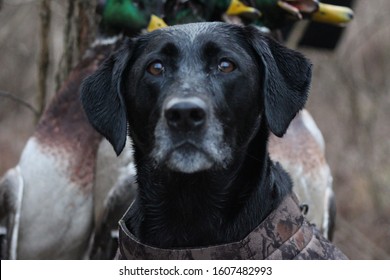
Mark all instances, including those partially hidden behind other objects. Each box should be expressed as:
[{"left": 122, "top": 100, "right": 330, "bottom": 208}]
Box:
[{"left": 164, "top": 97, "right": 207, "bottom": 131}]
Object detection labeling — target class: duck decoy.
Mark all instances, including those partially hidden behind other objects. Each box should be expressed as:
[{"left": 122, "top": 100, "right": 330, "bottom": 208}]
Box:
[{"left": 0, "top": 39, "right": 136, "bottom": 259}]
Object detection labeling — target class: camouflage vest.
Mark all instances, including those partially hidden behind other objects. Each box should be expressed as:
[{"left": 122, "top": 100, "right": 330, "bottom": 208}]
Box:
[{"left": 116, "top": 194, "right": 347, "bottom": 260}]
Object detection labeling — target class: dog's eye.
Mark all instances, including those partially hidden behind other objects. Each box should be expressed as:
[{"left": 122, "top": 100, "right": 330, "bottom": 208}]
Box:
[
  {"left": 147, "top": 61, "right": 165, "bottom": 76},
  {"left": 218, "top": 59, "right": 236, "bottom": 73}
]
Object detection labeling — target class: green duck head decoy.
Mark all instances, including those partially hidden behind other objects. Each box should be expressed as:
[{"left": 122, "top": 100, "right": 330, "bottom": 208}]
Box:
[
  {"left": 98, "top": 0, "right": 168, "bottom": 34},
  {"left": 100, "top": 0, "right": 148, "bottom": 32}
]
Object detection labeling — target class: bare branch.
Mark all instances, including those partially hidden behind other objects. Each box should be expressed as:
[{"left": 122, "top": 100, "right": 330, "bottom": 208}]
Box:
[
  {"left": 0, "top": 90, "right": 39, "bottom": 116},
  {"left": 37, "top": 0, "right": 51, "bottom": 122}
]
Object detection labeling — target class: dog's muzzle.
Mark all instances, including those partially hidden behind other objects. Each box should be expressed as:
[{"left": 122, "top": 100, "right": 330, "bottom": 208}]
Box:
[{"left": 152, "top": 96, "right": 231, "bottom": 173}]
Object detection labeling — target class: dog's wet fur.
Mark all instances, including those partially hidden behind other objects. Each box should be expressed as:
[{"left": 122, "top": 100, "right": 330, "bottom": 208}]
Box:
[{"left": 81, "top": 22, "right": 311, "bottom": 249}]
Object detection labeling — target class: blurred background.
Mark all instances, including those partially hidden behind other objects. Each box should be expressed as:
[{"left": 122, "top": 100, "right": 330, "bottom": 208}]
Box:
[{"left": 0, "top": 0, "right": 389, "bottom": 259}]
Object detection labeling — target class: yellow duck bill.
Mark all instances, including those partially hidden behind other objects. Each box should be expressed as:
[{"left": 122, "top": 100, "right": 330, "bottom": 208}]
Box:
[
  {"left": 147, "top": 15, "right": 168, "bottom": 32},
  {"left": 226, "top": 0, "right": 262, "bottom": 18},
  {"left": 311, "top": 3, "right": 354, "bottom": 26}
]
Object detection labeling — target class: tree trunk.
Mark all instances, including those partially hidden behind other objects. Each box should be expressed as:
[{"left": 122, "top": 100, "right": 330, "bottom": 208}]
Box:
[{"left": 55, "top": 0, "right": 98, "bottom": 91}]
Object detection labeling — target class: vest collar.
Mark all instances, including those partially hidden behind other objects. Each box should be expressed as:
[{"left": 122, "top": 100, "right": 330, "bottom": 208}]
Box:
[{"left": 117, "top": 194, "right": 314, "bottom": 260}]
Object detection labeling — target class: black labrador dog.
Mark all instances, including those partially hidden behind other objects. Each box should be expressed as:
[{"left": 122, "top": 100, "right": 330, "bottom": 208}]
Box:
[{"left": 81, "top": 22, "right": 346, "bottom": 259}]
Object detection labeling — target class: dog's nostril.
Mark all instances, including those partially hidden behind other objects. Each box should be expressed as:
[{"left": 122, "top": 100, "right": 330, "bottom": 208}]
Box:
[
  {"left": 190, "top": 108, "right": 206, "bottom": 123},
  {"left": 165, "top": 99, "right": 207, "bottom": 131},
  {"left": 166, "top": 110, "right": 181, "bottom": 123}
]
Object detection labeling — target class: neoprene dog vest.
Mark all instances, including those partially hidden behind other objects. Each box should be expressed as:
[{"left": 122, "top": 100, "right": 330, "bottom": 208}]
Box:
[{"left": 116, "top": 194, "right": 347, "bottom": 260}]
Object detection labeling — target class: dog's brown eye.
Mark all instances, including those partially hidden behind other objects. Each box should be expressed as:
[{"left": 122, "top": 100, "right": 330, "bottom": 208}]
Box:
[
  {"left": 147, "top": 61, "right": 165, "bottom": 76},
  {"left": 218, "top": 59, "right": 236, "bottom": 73}
]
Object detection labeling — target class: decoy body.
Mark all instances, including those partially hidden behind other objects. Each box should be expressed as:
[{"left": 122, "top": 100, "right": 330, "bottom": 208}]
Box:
[
  {"left": 0, "top": 39, "right": 136, "bottom": 259},
  {"left": 269, "top": 109, "right": 336, "bottom": 240}
]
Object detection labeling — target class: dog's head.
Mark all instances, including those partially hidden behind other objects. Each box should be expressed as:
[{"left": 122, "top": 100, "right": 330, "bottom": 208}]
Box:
[{"left": 81, "top": 22, "right": 311, "bottom": 174}]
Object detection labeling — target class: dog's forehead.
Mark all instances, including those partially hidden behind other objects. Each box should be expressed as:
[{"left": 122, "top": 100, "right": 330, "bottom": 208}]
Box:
[
  {"left": 139, "top": 22, "right": 249, "bottom": 53},
  {"left": 165, "top": 22, "right": 230, "bottom": 41}
]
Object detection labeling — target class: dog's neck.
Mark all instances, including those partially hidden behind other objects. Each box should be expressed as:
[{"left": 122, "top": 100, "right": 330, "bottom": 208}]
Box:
[{"left": 127, "top": 120, "right": 291, "bottom": 249}]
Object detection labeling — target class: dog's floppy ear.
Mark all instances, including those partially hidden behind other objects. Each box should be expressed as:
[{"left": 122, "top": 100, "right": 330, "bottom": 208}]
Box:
[
  {"left": 246, "top": 26, "right": 312, "bottom": 137},
  {"left": 81, "top": 41, "right": 133, "bottom": 155}
]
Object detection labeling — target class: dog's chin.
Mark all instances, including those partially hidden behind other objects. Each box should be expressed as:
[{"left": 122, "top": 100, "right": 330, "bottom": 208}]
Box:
[
  {"left": 152, "top": 120, "right": 233, "bottom": 173},
  {"left": 166, "top": 147, "right": 214, "bottom": 174}
]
